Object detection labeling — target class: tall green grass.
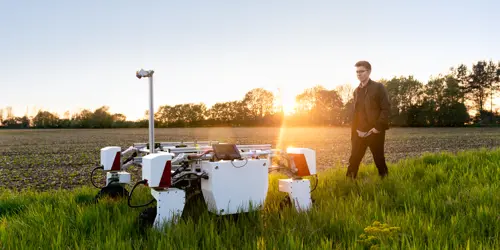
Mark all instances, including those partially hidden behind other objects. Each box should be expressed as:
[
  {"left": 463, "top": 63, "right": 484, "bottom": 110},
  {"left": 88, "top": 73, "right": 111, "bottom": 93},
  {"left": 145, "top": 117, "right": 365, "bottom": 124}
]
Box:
[{"left": 1, "top": 148, "right": 499, "bottom": 249}]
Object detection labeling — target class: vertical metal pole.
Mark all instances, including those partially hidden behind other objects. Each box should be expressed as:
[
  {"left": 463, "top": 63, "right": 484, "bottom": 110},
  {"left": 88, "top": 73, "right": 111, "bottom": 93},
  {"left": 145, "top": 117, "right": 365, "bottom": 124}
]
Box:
[{"left": 149, "top": 75, "right": 155, "bottom": 154}]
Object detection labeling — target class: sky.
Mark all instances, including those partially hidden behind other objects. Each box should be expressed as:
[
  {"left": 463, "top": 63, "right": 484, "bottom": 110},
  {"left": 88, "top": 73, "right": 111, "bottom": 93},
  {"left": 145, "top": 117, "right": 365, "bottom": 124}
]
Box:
[{"left": 1, "top": 0, "right": 498, "bottom": 121}]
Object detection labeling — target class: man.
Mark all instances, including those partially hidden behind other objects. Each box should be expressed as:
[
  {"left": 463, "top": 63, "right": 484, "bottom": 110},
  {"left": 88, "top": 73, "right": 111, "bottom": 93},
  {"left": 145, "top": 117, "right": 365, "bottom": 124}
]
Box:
[{"left": 346, "top": 61, "right": 391, "bottom": 179}]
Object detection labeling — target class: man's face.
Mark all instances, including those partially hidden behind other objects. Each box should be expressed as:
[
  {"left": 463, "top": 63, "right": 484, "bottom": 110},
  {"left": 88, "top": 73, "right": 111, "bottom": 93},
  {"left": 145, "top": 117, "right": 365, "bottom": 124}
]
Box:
[{"left": 356, "top": 66, "right": 371, "bottom": 83}]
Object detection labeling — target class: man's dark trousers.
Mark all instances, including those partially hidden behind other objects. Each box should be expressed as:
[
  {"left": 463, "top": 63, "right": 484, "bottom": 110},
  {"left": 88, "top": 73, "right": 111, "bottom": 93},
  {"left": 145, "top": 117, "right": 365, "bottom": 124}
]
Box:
[{"left": 346, "top": 130, "right": 388, "bottom": 179}]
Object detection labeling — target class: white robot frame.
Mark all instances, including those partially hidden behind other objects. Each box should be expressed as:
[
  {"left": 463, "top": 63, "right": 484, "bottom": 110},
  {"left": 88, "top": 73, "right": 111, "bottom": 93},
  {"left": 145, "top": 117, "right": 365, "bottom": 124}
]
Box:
[{"left": 92, "top": 69, "right": 318, "bottom": 230}]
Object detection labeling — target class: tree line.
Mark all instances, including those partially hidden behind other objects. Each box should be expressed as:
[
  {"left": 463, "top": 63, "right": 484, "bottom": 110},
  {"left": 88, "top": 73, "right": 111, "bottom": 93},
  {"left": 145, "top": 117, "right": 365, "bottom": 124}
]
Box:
[{"left": 1, "top": 59, "right": 499, "bottom": 129}]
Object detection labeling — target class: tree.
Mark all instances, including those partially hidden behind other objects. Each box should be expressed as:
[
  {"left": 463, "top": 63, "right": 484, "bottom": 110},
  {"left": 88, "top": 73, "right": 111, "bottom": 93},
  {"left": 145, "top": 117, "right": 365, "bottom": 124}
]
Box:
[
  {"left": 92, "top": 106, "right": 114, "bottom": 128},
  {"left": 311, "top": 89, "right": 343, "bottom": 126},
  {"left": 334, "top": 83, "right": 355, "bottom": 126},
  {"left": 467, "top": 61, "right": 490, "bottom": 113},
  {"left": 485, "top": 60, "right": 499, "bottom": 115},
  {"left": 205, "top": 101, "right": 248, "bottom": 126},
  {"left": 33, "top": 111, "right": 60, "bottom": 128},
  {"left": 182, "top": 103, "right": 207, "bottom": 126},
  {"left": 242, "top": 88, "right": 275, "bottom": 121},
  {"left": 71, "top": 109, "right": 93, "bottom": 128},
  {"left": 294, "top": 85, "right": 343, "bottom": 126},
  {"left": 425, "top": 76, "right": 445, "bottom": 105},
  {"left": 334, "top": 83, "right": 354, "bottom": 105},
  {"left": 295, "top": 85, "right": 325, "bottom": 114},
  {"left": 112, "top": 113, "right": 127, "bottom": 122},
  {"left": 6, "top": 106, "right": 13, "bottom": 120},
  {"left": 385, "top": 76, "right": 424, "bottom": 126},
  {"left": 63, "top": 111, "right": 71, "bottom": 120},
  {"left": 419, "top": 76, "right": 445, "bottom": 125},
  {"left": 341, "top": 98, "right": 355, "bottom": 125},
  {"left": 19, "top": 116, "right": 30, "bottom": 128},
  {"left": 442, "top": 75, "right": 464, "bottom": 105},
  {"left": 155, "top": 103, "right": 207, "bottom": 127},
  {"left": 294, "top": 85, "right": 325, "bottom": 125},
  {"left": 155, "top": 105, "right": 174, "bottom": 127}
]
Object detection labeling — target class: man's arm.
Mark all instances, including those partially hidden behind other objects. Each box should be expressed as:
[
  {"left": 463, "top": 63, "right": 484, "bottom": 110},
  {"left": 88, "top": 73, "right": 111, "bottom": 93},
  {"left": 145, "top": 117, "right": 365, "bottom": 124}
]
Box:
[
  {"left": 374, "top": 84, "right": 391, "bottom": 131},
  {"left": 351, "top": 88, "right": 358, "bottom": 140}
]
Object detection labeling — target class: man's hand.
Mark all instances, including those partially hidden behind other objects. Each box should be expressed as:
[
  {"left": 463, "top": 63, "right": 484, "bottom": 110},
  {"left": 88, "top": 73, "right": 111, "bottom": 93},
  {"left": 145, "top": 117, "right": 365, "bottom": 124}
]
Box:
[{"left": 356, "top": 128, "right": 380, "bottom": 138}]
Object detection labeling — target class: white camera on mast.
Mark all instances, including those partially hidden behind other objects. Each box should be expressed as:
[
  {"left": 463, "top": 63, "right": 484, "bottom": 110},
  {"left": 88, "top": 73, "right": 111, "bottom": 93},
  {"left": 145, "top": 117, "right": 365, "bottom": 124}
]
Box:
[{"left": 136, "top": 69, "right": 154, "bottom": 79}]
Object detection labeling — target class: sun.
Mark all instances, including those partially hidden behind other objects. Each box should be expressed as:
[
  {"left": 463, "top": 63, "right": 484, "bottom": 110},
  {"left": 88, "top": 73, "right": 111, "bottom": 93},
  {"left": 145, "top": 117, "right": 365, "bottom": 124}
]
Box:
[
  {"left": 272, "top": 87, "right": 297, "bottom": 116},
  {"left": 273, "top": 96, "right": 296, "bottom": 116},
  {"left": 281, "top": 97, "right": 297, "bottom": 116}
]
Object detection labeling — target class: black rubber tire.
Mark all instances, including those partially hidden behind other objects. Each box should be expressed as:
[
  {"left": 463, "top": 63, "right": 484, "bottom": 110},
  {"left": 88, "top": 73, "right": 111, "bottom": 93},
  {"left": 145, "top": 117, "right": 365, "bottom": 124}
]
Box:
[
  {"left": 137, "top": 207, "right": 157, "bottom": 233},
  {"left": 94, "top": 184, "right": 129, "bottom": 203},
  {"left": 279, "top": 196, "right": 315, "bottom": 210},
  {"left": 279, "top": 196, "right": 292, "bottom": 210},
  {"left": 181, "top": 191, "right": 207, "bottom": 221}
]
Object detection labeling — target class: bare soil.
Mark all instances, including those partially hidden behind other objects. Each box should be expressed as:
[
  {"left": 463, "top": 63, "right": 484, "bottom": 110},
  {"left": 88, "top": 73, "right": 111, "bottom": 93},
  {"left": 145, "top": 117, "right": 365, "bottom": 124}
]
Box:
[{"left": 1, "top": 127, "right": 499, "bottom": 191}]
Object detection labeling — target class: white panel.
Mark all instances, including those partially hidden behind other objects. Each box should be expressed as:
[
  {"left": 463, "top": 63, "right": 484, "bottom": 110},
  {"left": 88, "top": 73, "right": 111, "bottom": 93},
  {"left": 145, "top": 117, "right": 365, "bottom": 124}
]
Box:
[
  {"left": 142, "top": 153, "right": 174, "bottom": 187},
  {"left": 201, "top": 159, "right": 269, "bottom": 214},
  {"left": 100, "top": 146, "right": 121, "bottom": 171}
]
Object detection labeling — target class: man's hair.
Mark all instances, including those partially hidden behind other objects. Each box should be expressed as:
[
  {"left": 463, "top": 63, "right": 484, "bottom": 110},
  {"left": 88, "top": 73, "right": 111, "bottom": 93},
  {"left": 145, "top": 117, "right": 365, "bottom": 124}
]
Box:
[{"left": 355, "top": 61, "right": 371, "bottom": 71}]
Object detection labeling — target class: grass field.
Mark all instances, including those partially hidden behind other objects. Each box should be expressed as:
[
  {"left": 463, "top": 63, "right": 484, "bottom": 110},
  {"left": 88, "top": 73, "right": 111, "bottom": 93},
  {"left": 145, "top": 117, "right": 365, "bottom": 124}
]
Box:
[
  {"left": 1, "top": 127, "right": 500, "bottom": 249},
  {"left": 1, "top": 147, "right": 499, "bottom": 249}
]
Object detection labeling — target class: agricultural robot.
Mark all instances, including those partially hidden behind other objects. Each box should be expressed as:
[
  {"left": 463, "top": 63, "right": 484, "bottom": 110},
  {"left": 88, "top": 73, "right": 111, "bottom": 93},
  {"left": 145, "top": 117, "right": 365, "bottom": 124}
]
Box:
[{"left": 90, "top": 69, "right": 318, "bottom": 230}]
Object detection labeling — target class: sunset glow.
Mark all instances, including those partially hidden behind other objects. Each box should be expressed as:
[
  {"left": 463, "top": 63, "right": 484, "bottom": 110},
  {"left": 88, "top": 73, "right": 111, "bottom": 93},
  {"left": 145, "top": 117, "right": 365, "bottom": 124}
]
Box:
[
  {"left": 271, "top": 87, "right": 300, "bottom": 116},
  {"left": 1, "top": 1, "right": 497, "bottom": 121},
  {"left": 278, "top": 96, "right": 298, "bottom": 116}
]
